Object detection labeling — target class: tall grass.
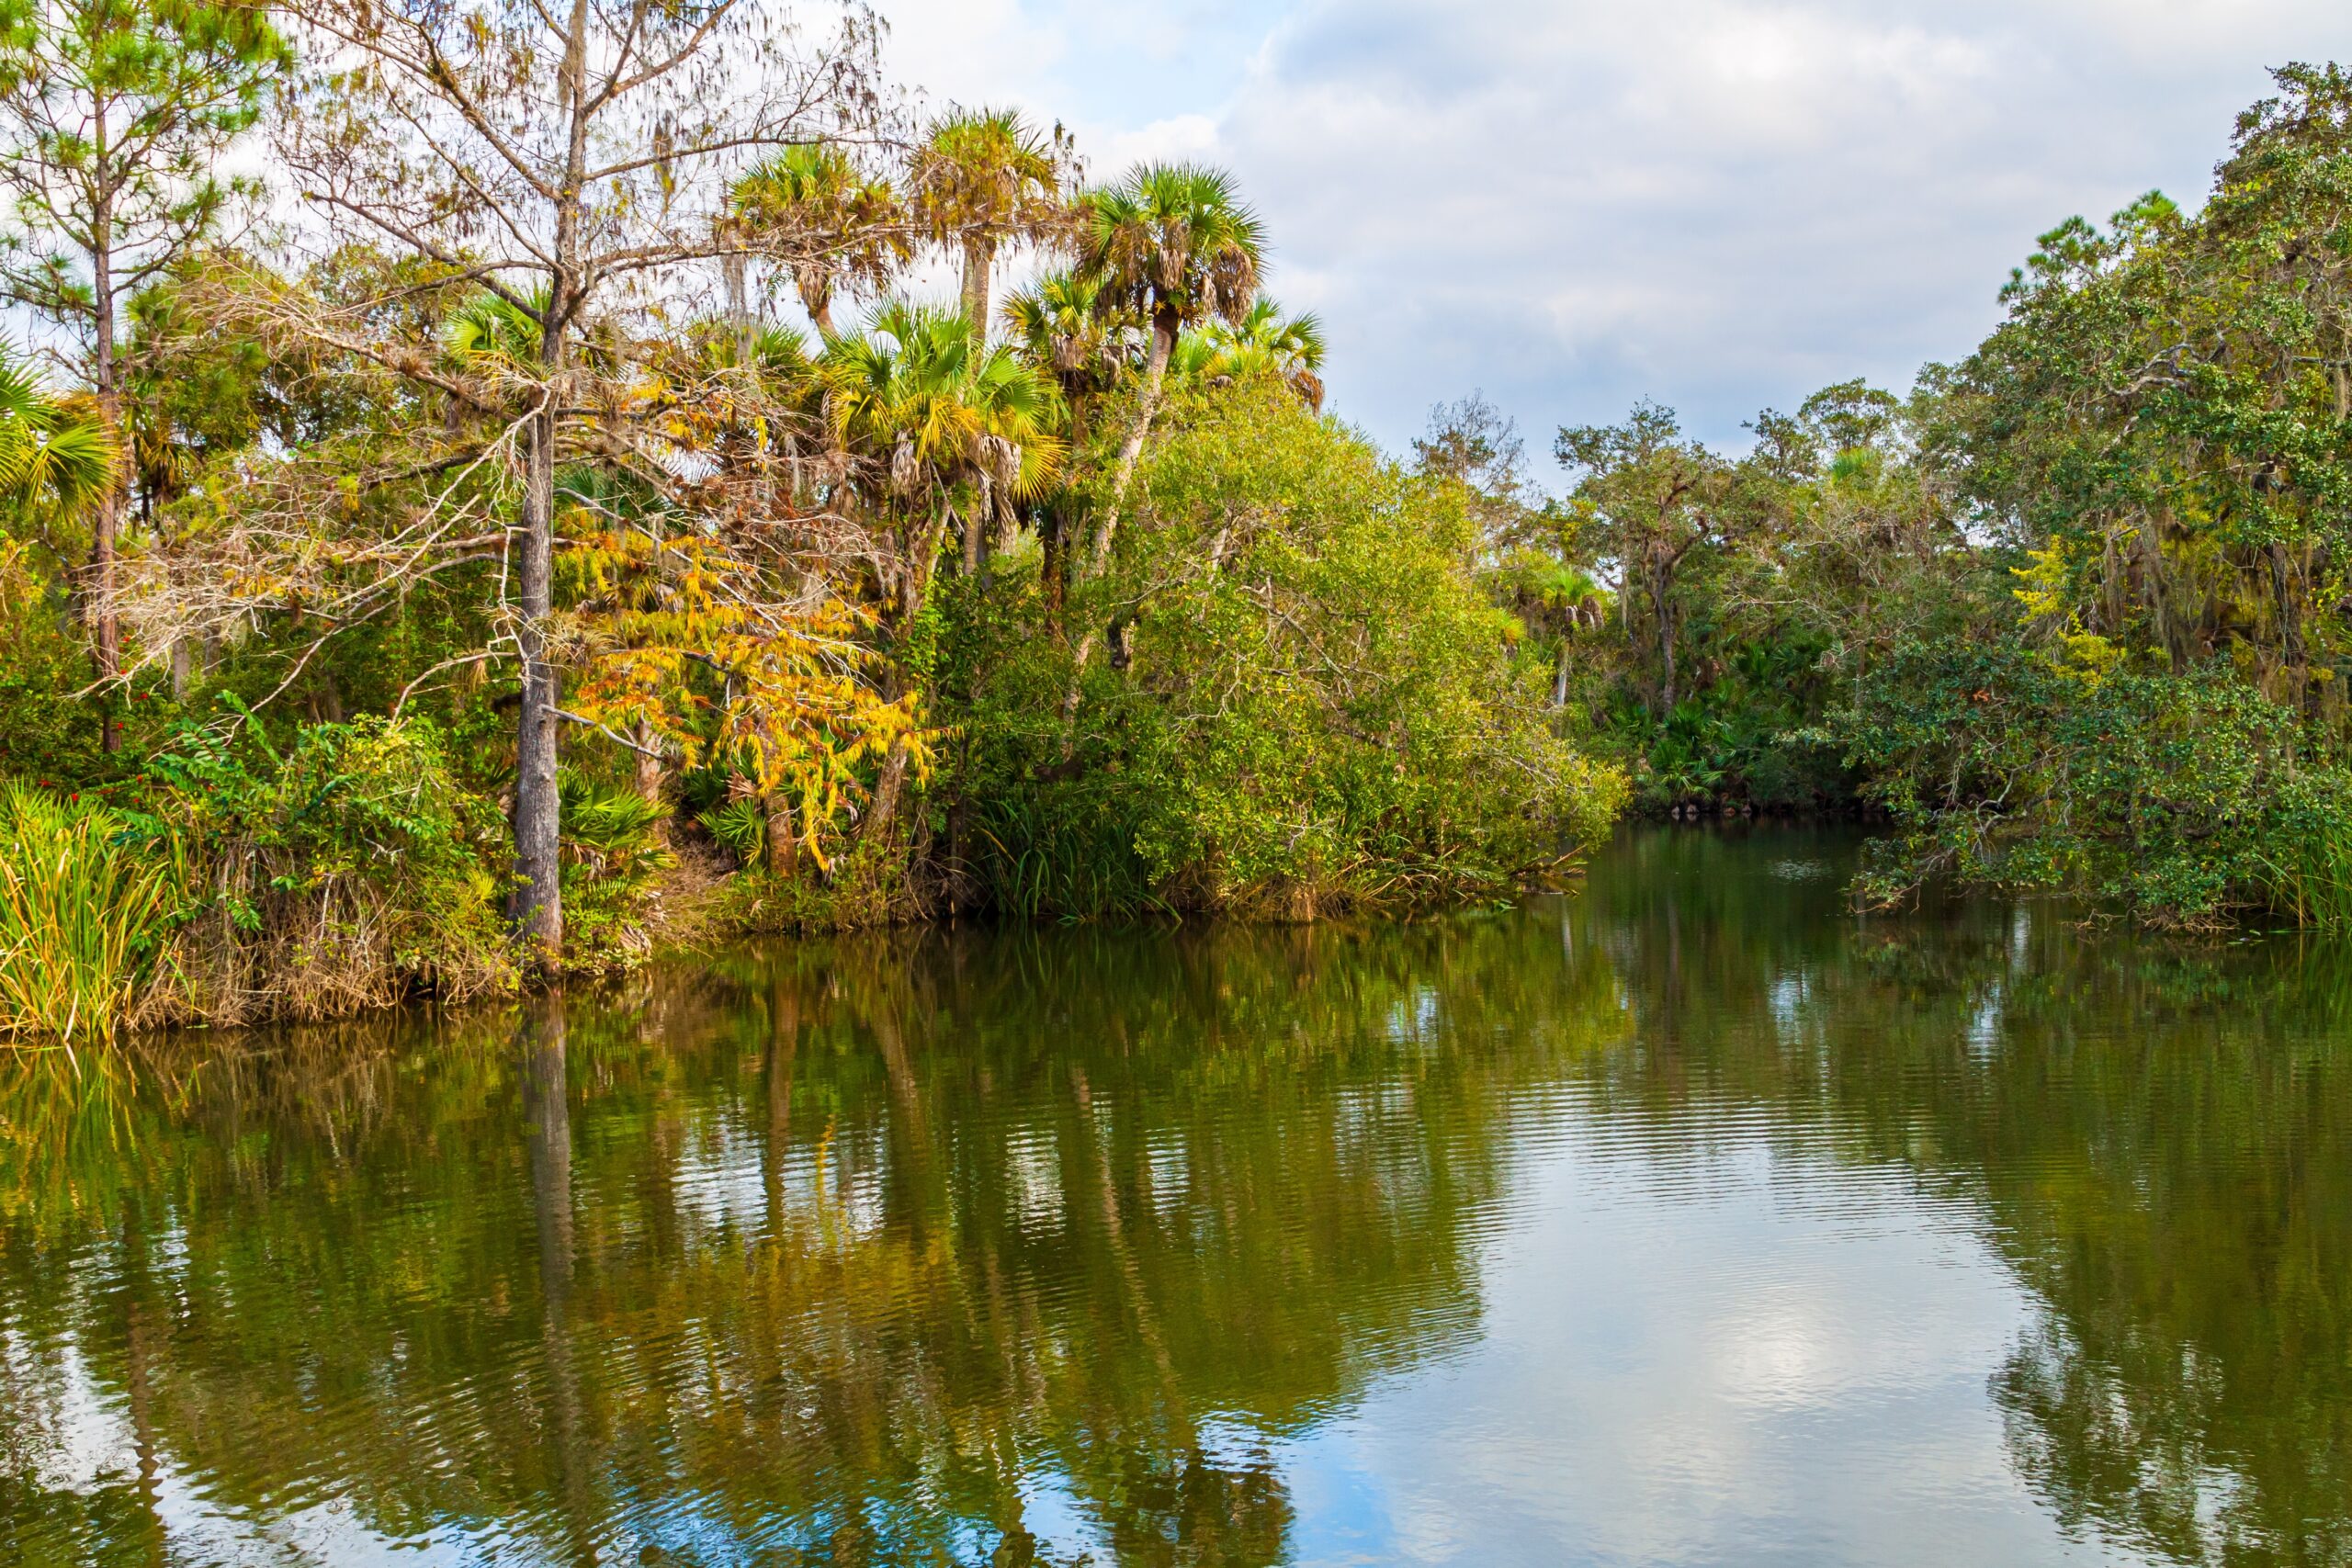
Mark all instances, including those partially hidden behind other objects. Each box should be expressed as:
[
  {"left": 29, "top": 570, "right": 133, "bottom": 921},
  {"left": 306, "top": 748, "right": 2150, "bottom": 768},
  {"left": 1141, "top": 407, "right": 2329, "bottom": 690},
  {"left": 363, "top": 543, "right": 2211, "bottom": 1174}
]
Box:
[
  {"left": 2263, "top": 834, "right": 2352, "bottom": 931},
  {"left": 2254, "top": 770, "right": 2352, "bottom": 932},
  {"left": 0, "top": 783, "right": 181, "bottom": 1047},
  {"left": 967, "top": 797, "right": 1173, "bottom": 920}
]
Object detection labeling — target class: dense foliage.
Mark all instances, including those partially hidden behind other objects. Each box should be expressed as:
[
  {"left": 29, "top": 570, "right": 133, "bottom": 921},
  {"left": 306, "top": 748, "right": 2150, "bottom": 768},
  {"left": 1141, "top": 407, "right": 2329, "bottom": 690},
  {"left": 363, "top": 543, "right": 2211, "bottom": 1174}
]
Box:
[
  {"left": 0, "top": 0, "right": 1629, "bottom": 1041},
  {"left": 1492, "top": 64, "right": 2352, "bottom": 930},
  {"left": 952, "top": 384, "right": 1621, "bottom": 919}
]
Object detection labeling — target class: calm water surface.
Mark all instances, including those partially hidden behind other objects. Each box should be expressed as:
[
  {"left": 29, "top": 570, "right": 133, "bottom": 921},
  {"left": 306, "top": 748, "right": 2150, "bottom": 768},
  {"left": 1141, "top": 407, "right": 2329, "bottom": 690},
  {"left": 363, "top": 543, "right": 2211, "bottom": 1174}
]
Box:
[{"left": 5, "top": 828, "right": 2352, "bottom": 1566}]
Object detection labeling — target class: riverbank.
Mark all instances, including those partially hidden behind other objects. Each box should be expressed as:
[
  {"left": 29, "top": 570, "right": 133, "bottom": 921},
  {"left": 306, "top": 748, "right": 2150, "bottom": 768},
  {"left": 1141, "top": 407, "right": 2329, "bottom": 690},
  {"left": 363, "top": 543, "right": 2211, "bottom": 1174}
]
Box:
[
  {"left": 4, "top": 378, "right": 1627, "bottom": 1050},
  {"left": 0, "top": 779, "right": 1623, "bottom": 1049}
]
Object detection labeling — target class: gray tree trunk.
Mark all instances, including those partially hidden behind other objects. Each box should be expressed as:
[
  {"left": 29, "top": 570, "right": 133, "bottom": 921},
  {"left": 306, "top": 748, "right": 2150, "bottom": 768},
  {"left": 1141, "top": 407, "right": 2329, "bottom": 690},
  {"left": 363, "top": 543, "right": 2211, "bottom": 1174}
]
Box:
[
  {"left": 509, "top": 0, "right": 590, "bottom": 964},
  {"left": 1083, "top": 308, "right": 1175, "bottom": 579},
  {"left": 1061, "top": 307, "right": 1179, "bottom": 730},
  {"left": 511, "top": 387, "right": 564, "bottom": 960},
  {"left": 90, "top": 187, "right": 122, "bottom": 752},
  {"left": 961, "top": 234, "right": 994, "bottom": 343}
]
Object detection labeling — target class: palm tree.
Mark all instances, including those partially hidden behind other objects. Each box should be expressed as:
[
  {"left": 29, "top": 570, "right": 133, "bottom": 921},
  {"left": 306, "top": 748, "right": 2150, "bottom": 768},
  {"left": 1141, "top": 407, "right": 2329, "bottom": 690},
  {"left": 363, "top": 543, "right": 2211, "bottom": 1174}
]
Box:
[
  {"left": 677, "top": 316, "right": 830, "bottom": 510},
  {"left": 820, "top": 300, "right": 1064, "bottom": 839},
  {"left": 692, "top": 318, "right": 813, "bottom": 389},
  {"left": 1202, "top": 296, "right": 1327, "bottom": 409},
  {"left": 1163, "top": 298, "right": 1329, "bottom": 411},
  {"left": 0, "top": 346, "right": 119, "bottom": 536},
  {"left": 0, "top": 344, "right": 124, "bottom": 741},
  {"left": 441, "top": 286, "right": 548, "bottom": 378},
  {"left": 440, "top": 284, "right": 645, "bottom": 423},
  {"left": 729, "top": 146, "right": 908, "bottom": 337},
  {"left": 820, "top": 300, "right": 1064, "bottom": 620},
  {"left": 909, "top": 107, "right": 1067, "bottom": 346},
  {"left": 1005, "top": 269, "right": 1125, "bottom": 624},
  {"left": 1075, "top": 162, "right": 1265, "bottom": 578},
  {"left": 1005, "top": 268, "right": 1123, "bottom": 406},
  {"left": 1163, "top": 330, "right": 1224, "bottom": 388},
  {"left": 1498, "top": 554, "right": 1608, "bottom": 709}
]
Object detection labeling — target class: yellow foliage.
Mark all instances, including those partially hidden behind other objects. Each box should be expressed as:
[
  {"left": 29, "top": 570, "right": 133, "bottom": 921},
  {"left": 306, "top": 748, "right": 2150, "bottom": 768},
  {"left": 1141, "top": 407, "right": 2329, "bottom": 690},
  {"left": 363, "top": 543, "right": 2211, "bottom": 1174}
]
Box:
[
  {"left": 558, "top": 518, "right": 926, "bottom": 865},
  {"left": 2013, "top": 541, "right": 2123, "bottom": 685},
  {"left": 2055, "top": 629, "right": 2126, "bottom": 684},
  {"left": 2009, "top": 542, "right": 2074, "bottom": 623}
]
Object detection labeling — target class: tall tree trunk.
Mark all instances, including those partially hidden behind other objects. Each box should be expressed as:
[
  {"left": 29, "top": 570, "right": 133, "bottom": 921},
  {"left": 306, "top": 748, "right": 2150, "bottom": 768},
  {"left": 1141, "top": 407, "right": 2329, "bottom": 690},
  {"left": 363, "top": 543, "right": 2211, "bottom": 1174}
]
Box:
[
  {"left": 2271, "top": 540, "right": 2310, "bottom": 709},
  {"left": 511, "top": 0, "right": 591, "bottom": 966},
  {"left": 1647, "top": 558, "right": 1678, "bottom": 713},
  {"left": 511, "top": 380, "right": 564, "bottom": 961},
  {"left": 866, "top": 494, "right": 951, "bottom": 849},
  {"left": 762, "top": 791, "right": 798, "bottom": 875},
  {"left": 1039, "top": 392, "right": 1087, "bottom": 636},
  {"left": 864, "top": 735, "right": 911, "bottom": 845},
  {"left": 719, "top": 233, "right": 752, "bottom": 362},
  {"left": 1041, "top": 503, "right": 1065, "bottom": 632},
  {"left": 1057, "top": 305, "right": 1179, "bottom": 737},
  {"left": 1082, "top": 304, "right": 1175, "bottom": 580},
  {"left": 962, "top": 482, "right": 985, "bottom": 577},
  {"left": 1657, "top": 609, "right": 1678, "bottom": 712},
  {"left": 629, "top": 718, "right": 663, "bottom": 803},
  {"left": 961, "top": 234, "right": 995, "bottom": 343},
  {"left": 902, "top": 501, "right": 952, "bottom": 624},
  {"left": 945, "top": 794, "right": 969, "bottom": 911},
  {"left": 90, "top": 196, "right": 122, "bottom": 753}
]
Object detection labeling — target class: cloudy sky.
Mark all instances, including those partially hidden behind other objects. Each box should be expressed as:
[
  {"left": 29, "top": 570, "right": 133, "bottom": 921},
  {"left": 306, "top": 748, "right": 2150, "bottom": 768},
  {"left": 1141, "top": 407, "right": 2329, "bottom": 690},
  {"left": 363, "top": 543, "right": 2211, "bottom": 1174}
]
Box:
[{"left": 874, "top": 0, "right": 2345, "bottom": 466}]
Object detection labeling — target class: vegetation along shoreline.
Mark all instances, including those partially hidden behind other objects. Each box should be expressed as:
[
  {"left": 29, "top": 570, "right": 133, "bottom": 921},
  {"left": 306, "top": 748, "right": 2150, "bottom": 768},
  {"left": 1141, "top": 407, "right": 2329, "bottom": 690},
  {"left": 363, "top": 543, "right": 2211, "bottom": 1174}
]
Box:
[{"left": 1, "top": 0, "right": 2348, "bottom": 1045}]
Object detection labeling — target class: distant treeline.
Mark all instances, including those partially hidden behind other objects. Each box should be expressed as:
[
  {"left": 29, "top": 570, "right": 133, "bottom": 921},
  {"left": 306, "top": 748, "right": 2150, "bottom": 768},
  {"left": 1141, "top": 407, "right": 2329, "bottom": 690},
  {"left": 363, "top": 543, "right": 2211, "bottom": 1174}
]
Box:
[{"left": 1505, "top": 62, "right": 2352, "bottom": 932}]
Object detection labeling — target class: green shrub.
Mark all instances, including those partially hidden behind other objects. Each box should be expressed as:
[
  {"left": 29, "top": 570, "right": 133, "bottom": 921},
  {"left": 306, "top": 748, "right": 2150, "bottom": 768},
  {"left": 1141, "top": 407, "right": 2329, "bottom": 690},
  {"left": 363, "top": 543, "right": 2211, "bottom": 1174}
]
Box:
[
  {"left": 1836, "top": 638, "right": 2352, "bottom": 930},
  {"left": 697, "top": 795, "right": 766, "bottom": 863},
  {"left": 558, "top": 773, "right": 677, "bottom": 969},
  {"left": 2259, "top": 770, "right": 2352, "bottom": 931},
  {"left": 946, "top": 382, "right": 1627, "bottom": 917},
  {"left": 134, "top": 713, "right": 515, "bottom": 1021}
]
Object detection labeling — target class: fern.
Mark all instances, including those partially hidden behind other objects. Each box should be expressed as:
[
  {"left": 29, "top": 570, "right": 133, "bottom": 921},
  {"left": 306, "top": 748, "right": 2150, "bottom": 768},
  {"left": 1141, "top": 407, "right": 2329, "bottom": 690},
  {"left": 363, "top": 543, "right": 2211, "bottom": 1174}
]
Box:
[
  {"left": 557, "top": 773, "right": 676, "bottom": 887},
  {"left": 698, "top": 797, "right": 766, "bottom": 863}
]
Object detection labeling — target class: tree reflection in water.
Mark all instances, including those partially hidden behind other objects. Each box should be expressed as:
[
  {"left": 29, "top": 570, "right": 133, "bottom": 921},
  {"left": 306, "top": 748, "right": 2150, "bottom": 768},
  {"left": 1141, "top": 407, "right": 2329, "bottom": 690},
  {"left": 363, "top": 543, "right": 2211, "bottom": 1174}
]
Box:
[
  {"left": 1, "top": 827, "right": 2349, "bottom": 1565},
  {"left": 1574, "top": 829, "right": 2352, "bottom": 1567}
]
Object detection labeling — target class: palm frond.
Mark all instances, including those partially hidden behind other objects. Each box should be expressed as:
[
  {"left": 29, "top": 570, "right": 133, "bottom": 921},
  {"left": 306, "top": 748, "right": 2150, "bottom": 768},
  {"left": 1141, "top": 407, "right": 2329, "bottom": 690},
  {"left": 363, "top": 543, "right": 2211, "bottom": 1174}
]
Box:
[{"left": 0, "top": 345, "right": 119, "bottom": 527}]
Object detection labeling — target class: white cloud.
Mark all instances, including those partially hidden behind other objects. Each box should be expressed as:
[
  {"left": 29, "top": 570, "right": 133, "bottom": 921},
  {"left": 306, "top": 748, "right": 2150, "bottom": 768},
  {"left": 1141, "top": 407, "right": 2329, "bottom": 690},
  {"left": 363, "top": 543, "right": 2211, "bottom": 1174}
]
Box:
[
  {"left": 872, "top": 0, "right": 2346, "bottom": 455},
  {"left": 1276, "top": 1130, "right": 2082, "bottom": 1566}
]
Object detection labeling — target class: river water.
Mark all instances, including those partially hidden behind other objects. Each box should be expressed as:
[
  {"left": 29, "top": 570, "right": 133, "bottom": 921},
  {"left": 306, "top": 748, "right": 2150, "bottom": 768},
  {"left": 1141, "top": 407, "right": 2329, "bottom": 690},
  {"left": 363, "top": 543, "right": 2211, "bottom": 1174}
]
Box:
[{"left": 3, "top": 827, "right": 2349, "bottom": 1566}]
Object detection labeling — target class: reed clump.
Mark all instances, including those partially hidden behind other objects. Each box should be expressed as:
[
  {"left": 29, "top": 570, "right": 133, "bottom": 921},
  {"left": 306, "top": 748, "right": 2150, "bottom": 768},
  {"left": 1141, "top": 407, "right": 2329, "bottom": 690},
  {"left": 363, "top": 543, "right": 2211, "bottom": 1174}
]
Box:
[
  {"left": 2260, "top": 771, "right": 2352, "bottom": 932},
  {"left": 0, "top": 784, "right": 182, "bottom": 1046},
  {"left": 0, "top": 716, "right": 525, "bottom": 1047}
]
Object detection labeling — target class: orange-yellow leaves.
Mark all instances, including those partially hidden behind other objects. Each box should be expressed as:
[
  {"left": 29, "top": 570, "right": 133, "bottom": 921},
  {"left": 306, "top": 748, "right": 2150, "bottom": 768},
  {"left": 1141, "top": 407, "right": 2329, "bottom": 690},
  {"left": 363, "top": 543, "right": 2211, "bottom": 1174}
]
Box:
[{"left": 555, "top": 514, "right": 918, "bottom": 862}]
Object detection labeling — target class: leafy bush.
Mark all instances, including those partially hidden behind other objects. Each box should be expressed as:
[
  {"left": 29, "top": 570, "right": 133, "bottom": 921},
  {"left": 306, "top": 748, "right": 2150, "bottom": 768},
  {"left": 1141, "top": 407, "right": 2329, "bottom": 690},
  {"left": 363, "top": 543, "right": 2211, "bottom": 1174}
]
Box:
[
  {"left": 697, "top": 795, "right": 766, "bottom": 863},
  {"left": 0, "top": 542, "right": 169, "bottom": 784},
  {"left": 1836, "top": 638, "right": 2352, "bottom": 929},
  {"left": 2262, "top": 770, "right": 2352, "bottom": 931},
  {"left": 950, "top": 382, "right": 1627, "bottom": 917},
  {"left": 558, "top": 772, "right": 677, "bottom": 968},
  {"left": 133, "top": 713, "right": 514, "bottom": 1021},
  {"left": 1600, "top": 635, "right": 1854, "bottom": 813}
]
